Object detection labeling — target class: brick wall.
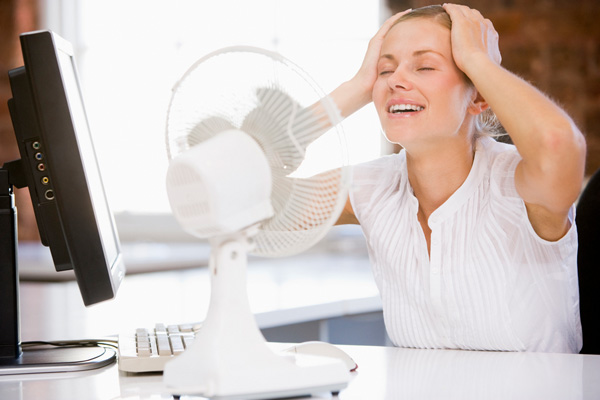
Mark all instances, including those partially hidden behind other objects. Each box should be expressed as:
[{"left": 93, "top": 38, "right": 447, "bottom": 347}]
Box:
[
  {"left": 387, "top": 0, "right": 600, "bottom": 175},
  {"left": 0, "top": 1, "right": 17, "bottom": 164},
  {"left": 0, "top": 0, "right": 40, "bottom": 240}
]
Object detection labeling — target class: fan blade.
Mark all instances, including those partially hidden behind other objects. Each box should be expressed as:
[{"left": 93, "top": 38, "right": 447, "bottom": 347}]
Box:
[{"left": 188, "top": 116, "right": 235, "bottom": 147}]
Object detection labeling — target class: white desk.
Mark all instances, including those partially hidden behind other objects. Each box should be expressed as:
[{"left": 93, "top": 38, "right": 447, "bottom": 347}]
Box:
[
  {"left": 0, "top": 344, "right": 599, "bottom": 399},
  {"left": 9, "top": 236, "right": 600, "bottom": 399}
]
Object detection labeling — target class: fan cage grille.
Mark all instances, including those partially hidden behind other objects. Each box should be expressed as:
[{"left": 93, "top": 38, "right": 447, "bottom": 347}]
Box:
[{"left": 166, "top": 46, "right": 349, "bottom": 257}]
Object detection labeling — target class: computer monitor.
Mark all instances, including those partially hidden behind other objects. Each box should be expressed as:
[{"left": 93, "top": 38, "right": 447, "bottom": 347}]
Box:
[{"left": 0, "top": 30, "right": 126, "bottom": 374}]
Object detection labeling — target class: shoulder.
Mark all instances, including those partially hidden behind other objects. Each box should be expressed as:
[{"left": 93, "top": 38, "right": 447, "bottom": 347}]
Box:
[
  {"left": 350, "top": 151, "right": 408, "bottom": 224},
  {"left": 477, "top": 137, "right": 522, "bottom": 198},
  {"left": 479, "top": 136, "right": 520, "bottom": 167},
  {"left": 351, "top": 152, "right": 406, "bottom": 190}
]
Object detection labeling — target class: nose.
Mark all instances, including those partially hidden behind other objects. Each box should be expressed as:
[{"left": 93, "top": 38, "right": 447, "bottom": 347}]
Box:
[{"left": 387, "top": 68, "right": 413, "bottom": 91}]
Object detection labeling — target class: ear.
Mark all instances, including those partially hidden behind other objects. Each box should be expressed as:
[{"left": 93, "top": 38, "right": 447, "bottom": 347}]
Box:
[{"left": 467, "top": 91, "right": 489, "bottom": 115}]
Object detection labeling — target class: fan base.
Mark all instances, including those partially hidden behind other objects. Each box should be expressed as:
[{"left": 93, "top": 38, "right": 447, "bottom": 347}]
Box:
[
  {"left": 165, "top": 351, "right": 349, "bottom": 399},
  {"left": 163, "top": 234, "right": 349, "bottom": 399}
]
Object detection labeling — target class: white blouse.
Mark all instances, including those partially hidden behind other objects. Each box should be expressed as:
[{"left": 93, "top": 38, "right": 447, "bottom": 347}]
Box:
[{"left": 350, "top": 137, "right": 582, "bottom": 353}]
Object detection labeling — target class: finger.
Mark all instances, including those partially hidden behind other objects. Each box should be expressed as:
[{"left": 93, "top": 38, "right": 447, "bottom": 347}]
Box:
[
  {"left": 442, "top": 4, "right": 471, "bottom": 26},
  {"left": 471, "top": 8, "right": 485, "bottom": 20},
  {"left": 443, "top": 3, "right": 469, "bottom": 18},
  {"left": 444, "top": 3, "right": 485, "bottom": 23},
  {"left": 485, "top": 19, "right": 498, "bottom": 36}
]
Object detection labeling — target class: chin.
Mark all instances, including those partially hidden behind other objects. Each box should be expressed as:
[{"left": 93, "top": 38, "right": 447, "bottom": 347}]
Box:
[{"left": 382, "top": 128, "right": 409, "bottom": 146}]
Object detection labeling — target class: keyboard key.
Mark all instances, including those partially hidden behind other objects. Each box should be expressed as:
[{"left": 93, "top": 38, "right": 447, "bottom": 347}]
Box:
[
  {"left": 136, "top": 337, "right": 150, "bottom": 348},
  {"left": 170, "top": 335, "right": 185, "bottom": 355},
  {"left": 156, "top": 335, "right": 172, "bottom": 356},
  {"left": 183, "top": 335, "right": 195, "bottom": 349},
  {"left": 137, "top": 345, "right": 152, "bottom": 357},
  {"left": 136, "top": 328, "right": 149, "bottom": 336},
  {"left": 149, "top": 335, "right": 158, "bottom": 355},
  {"left": 154, "top": 323, "right": 167, "bottom": 334}
]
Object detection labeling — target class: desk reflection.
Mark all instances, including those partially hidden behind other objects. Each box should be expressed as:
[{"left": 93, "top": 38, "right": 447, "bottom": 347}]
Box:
[{"left": 384, "top": 347, "right": 586, "bottom": 400}]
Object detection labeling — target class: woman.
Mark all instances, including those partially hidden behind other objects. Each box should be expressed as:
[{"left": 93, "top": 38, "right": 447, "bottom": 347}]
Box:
[{"left": 329, "top": 4, "right": 586, "bottom": 352}]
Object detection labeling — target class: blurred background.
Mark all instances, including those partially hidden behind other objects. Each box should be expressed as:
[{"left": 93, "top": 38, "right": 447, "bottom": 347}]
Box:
[{"left": 1, "top": 0, "right": 599, "bottom": 243}]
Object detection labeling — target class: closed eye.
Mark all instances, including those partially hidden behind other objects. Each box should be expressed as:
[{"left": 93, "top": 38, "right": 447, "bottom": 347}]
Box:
[{"left": 417, "top": 67, "right": 435, "bottom": 71}]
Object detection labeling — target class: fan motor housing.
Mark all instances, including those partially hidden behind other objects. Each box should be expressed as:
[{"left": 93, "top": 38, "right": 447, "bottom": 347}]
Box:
[{"left": 165, "top": 129, "right": 274, "bottom": 238}]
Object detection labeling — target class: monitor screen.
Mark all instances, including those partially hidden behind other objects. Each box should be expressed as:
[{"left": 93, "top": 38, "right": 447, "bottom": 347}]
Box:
[{"left": 6, "top": 30, "right": 125, "bottom": 306}]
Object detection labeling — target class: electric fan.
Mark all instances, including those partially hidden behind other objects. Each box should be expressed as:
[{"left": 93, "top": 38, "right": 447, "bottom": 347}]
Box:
[{"left": 163, "top": 46, "right": 351, "bottom": 399}]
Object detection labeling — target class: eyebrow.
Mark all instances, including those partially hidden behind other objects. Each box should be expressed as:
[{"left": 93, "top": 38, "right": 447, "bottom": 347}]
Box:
[{"left": 379, "top": 49, "right": 446, "bottom": 62}]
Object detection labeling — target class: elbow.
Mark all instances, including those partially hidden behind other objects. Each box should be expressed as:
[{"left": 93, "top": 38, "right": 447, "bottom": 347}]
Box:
[
  {"left": 539, "top": 120, "right": 586, "bottom": 172},
  {"left": 534, "top": 122, "right": 587, "bottom": 207}
]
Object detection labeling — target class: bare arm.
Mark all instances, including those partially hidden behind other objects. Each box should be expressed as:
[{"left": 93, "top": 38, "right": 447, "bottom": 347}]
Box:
[
  {"left": 444, "top": 4, "right": 587, "bottom": 240},
  {"left": 331, "top": 10, "right": 412, "bottom": 225}
]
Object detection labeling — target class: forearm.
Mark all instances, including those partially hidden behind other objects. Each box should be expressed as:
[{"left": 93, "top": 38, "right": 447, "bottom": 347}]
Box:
[
  {"left": 467, "top": 55, "right": 583, "bottom": 159},
  {"left": 328, "top": 79, "right": 372, "bottom": 119},
  {"left": 466, "top": 54, "right": 586, "bottom": 208}
]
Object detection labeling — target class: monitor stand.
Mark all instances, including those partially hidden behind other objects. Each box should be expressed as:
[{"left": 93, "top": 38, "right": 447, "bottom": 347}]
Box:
[
  {"left": 0, "top": 346, "right": 116, "bottom": 375},
  {"left": 0, "top": 167, "right": 116, "bottom": 375}
]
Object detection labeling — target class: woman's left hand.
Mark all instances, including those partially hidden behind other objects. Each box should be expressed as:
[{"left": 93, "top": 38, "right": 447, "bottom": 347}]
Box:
[
  {"left": 442, "top": 4, "right": 586, "bottom": 238},
  {"left": 442, "top": 3, "right": 501, "bottom": 74}
]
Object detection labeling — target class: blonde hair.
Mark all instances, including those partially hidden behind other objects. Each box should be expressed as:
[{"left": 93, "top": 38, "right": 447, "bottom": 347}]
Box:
[{"left": 390, "top": 5, "right": 506, "bottom": 140}]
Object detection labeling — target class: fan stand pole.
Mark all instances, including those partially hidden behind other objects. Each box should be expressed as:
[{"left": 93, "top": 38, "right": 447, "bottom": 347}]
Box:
[{"left": 163, "top": 231, "right": 349, "bottom": 399}]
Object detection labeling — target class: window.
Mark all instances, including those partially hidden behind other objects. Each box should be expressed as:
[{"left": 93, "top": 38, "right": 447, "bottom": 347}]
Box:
[{"left": 40, "top": 0, "right": 385, "bottom": 240}]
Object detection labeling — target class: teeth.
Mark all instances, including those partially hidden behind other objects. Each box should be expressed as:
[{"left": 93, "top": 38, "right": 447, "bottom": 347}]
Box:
[{"left": 389, "top": 104, "right": 424, "bottom": 113}]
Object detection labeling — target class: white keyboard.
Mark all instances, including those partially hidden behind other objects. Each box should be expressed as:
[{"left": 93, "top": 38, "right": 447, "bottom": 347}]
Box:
[{"left": 118, "top": 323, "right": 201, "bottom": 373}]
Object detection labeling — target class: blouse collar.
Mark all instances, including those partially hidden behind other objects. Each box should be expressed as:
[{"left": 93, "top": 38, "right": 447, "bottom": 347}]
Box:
[{"left": 401, "top": 137, "right": 493, "bottom": 226}]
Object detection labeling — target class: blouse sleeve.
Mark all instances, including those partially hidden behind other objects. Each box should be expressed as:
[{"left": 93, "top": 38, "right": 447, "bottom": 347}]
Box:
[
  {"left": 349, "top": 153, "right": 404, "bottom": 227},
  {"left": 488, "top": 142, "right": 577, "bottom": 251}
]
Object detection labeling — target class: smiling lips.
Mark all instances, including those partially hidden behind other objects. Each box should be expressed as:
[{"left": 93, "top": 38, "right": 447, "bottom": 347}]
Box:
[{"left": 388, "top": 103, "right": 425, "bottom": 114}]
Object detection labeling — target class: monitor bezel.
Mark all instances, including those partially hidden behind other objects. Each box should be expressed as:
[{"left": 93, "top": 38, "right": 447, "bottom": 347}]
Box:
[{"left": 9, "top": 30, "right": 125, "bottom": 306}]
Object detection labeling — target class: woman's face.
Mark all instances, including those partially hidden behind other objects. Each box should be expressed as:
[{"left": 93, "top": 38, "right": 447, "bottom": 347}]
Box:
[{"left": 373, "top": 17, "right": 476, "bottom": 149}]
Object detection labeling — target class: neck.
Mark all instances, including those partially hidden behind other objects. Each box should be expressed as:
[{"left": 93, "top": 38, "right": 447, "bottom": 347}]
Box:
[{"left": 406, "top": 139, "right": 476, "bottom": 218}]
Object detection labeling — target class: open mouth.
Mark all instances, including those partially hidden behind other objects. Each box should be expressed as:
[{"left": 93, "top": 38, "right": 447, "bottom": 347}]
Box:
[{"left": 388, "top": 104, "right": 424, "bottom": 114}]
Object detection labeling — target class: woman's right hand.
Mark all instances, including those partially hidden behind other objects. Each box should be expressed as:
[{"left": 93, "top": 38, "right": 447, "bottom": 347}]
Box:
[
  {"left": 330, "top": 9, "right": 412, "bottom": 118},
  {"left": 353, "top": 10, "right": 412, "bottom": 99}
]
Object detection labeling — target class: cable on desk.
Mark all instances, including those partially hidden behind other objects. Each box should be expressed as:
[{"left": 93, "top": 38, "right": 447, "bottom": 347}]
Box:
[{"left": 21, "top": 338, "right": 118, "bottom": 350}]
